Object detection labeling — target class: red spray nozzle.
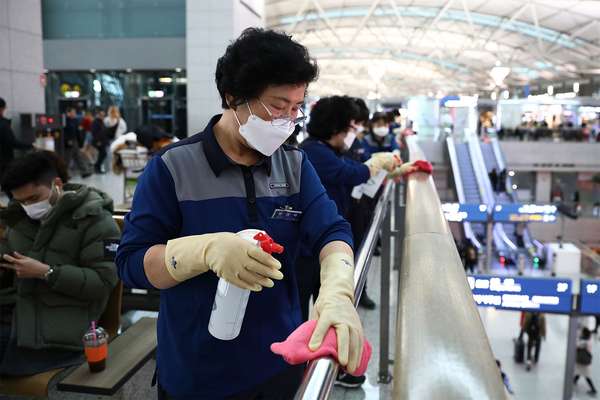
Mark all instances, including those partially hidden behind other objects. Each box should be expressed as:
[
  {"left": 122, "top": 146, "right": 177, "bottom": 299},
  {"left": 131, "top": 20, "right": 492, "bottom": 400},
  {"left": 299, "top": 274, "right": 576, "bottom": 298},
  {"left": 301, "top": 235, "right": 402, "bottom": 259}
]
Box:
[{"left": 254, "top": 232, "right": 284, "bottom": 255}]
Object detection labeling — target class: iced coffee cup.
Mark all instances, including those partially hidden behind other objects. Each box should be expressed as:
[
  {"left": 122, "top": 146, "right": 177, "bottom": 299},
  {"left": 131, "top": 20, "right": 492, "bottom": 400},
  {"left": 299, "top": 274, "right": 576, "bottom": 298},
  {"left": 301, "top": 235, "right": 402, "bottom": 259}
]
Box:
[{"left": 83, "top": 324, "right": 108, "bottom": 373}]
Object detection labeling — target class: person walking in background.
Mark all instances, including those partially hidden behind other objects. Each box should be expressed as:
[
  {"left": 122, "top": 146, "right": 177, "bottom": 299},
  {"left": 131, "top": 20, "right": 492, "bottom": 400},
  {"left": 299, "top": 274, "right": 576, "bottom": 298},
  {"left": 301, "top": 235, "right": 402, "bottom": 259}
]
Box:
[
  {"left": 103, "top": 105, "right": 127, "bottom": 140},
  {"left": 489, "top": 168, "right": 498, "bottom": 193},
  {"left": 520, "top": 312, "right": 546, "bottom": 371},
  {"left": 574, "top": 327, "right": 597, "bottom": 396},
  {"left": 463, "top": 241, "right": 478, "bottom": 274},
  {"left": 62, "top": 108, "right": 91, "bottom": 178},
  {"left": 498, "top": 168, "right": 507, "bottom": 192},
  {"left": 515, "top": 222, "right": 525, "bottom": 248},
  {"left": 573, "top": 190, "right": 581, "bottom": 216},
  {"left": 91, "top": 108, "right": 108, "bottom": 174},
  {"left": 79, "top": 110, "right": 96, "bottom": 164},
  {"left": 0, "top": 97, "right": 33, "bottom": 178}
]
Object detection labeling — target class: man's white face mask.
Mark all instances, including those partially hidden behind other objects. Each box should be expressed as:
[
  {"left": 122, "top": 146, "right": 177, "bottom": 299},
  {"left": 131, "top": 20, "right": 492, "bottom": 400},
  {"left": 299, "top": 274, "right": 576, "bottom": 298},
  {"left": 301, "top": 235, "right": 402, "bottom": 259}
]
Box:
[{"left": 21, "top": 183, "right": 60, "bottom": 220}]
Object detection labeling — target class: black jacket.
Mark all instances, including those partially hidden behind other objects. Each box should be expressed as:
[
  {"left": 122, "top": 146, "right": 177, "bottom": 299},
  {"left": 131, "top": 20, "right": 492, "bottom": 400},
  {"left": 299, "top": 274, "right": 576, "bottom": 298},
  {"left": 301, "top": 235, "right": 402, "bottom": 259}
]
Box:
[
  {"left": 0, "top": 117, "right": 32, "bottom": 167},
  {"left": 91, "top": 117, "right": 107, "bottom": 147},
  {"left": 63, "top": 117, "right": 82, "bottom": 148}
]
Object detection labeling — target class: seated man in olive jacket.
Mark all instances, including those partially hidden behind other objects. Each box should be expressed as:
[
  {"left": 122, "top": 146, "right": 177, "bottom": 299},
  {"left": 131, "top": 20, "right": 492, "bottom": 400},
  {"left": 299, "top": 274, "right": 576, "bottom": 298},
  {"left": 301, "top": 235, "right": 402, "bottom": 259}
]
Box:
[{"left": 0, "top": 151, "right": 119, "bottom": 376}]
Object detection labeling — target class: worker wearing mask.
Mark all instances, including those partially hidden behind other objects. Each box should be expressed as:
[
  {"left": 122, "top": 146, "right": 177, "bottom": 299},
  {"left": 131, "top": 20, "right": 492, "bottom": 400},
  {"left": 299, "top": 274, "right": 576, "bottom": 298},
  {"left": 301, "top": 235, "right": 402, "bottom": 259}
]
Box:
[
  {"left": 116, "top": 28, "right": 366, "bottom": 399},
  {"left": 363, "top": 111, "right": 399, "bottom": 154}
]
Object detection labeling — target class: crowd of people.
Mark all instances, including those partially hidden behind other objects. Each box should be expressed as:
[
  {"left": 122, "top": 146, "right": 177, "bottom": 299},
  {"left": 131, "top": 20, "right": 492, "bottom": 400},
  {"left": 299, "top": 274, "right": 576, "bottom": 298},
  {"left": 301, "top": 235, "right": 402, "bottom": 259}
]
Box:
[
  {"left": 0, "top": 28, "right": 423, "bottom": 398},
  {"left": 498, "top": 119, "right": 600, "bottom": 142}
]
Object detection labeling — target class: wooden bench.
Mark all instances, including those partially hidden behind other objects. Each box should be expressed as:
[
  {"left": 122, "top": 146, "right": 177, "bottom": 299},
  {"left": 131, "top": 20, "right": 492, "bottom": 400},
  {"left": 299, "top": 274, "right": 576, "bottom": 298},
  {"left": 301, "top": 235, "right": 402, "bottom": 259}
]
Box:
[{"left": 57, "top": 317, "right": 157, "bottom": 396}]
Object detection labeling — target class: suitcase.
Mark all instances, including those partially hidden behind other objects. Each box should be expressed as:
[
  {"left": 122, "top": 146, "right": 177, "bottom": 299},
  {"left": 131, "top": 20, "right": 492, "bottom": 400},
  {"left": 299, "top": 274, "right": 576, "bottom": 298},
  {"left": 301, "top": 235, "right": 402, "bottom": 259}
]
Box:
[{"left": 514, "top": 337, "right": 525, "bottom": 363}]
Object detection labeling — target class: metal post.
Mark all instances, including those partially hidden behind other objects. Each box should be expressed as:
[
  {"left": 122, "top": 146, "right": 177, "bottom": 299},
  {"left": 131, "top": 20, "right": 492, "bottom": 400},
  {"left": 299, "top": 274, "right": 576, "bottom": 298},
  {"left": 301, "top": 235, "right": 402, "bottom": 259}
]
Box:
[
  {"left": 563, "top": 312, "right": 578, "bottom": 400},
  {"left": 379, "top": 200, "right": 393, "bottom": 384},
  {"left": 393, "top": 182, "right": 405, "bottom": 271},
  {"left": 559, "top": 215, "right": 565, "bottom": 248},
  {"left": 485, "top": 219, "right": 494, "bottom": 272}
]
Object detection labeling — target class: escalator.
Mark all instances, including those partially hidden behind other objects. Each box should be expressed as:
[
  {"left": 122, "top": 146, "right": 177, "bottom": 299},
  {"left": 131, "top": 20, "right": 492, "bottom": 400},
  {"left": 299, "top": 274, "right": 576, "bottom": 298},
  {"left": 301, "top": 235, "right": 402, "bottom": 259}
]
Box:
[
  {"left": 446, "top": 138, "right": 484, "bottom": 248},
  {"left": 489, "top": 139, "right": 545, "bottom": 259},
  {"left": 480, "top": 142, "right": 520, "bottom": 250}
]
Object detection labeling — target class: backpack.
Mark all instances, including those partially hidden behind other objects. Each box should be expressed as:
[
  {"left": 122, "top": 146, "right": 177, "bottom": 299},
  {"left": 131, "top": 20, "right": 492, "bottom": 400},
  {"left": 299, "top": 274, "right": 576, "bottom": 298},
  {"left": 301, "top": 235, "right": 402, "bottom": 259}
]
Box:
[{"left": 576, "top": 347, "right": 592, "bottom": 365}]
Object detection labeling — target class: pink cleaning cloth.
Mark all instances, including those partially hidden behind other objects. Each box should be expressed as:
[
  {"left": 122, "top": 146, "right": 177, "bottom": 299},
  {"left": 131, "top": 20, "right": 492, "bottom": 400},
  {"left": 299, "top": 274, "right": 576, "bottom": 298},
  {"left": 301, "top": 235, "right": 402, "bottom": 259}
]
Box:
[{"left": 270, "top": 320, "right": 372, "bottom": 376}]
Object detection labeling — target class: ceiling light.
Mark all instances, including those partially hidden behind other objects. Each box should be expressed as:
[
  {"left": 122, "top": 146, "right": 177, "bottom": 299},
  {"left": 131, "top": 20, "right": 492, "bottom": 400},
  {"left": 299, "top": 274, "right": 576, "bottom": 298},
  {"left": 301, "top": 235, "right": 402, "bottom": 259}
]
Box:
[
  {"left": 490, "top": 65, "right": 510, "bottom": 86},
  {"left": 159, "top": 77, "right": 173, "bottom": 83},
  {"left": 148, "top": 90, "right": 165, "bottom": 98}
]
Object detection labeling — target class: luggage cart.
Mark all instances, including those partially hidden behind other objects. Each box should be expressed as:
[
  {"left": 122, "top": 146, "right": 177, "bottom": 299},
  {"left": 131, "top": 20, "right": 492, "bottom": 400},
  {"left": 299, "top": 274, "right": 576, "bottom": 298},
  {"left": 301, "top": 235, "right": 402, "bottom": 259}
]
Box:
[{"left": 117, "top": 148, "right": 148, "bottom": 204}]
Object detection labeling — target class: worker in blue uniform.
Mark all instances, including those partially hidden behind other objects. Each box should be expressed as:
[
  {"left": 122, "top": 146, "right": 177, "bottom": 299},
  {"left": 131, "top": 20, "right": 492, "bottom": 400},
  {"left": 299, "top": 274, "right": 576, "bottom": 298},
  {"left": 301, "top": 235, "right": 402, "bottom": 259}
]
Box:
[
  {"left": 346, "top": 98, "right": 371, "bottom": 163},
  {"left": 363, "top": 111, "right": 400, "bottom": 154},
  {"left": 116, "top": 28, "right": 366, "bottom": 399},
  {"left": 297, "top": 96, "right": 397, "bottom": 388},
  {"left": 345, "top": 97, "right": 378, "bottom": 310}
]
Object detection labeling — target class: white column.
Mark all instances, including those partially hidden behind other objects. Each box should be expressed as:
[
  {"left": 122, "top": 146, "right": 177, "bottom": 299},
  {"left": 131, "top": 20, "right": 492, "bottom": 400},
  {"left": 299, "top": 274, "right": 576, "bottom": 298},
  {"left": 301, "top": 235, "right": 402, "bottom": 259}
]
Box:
[
  {"left": 0, "top": 0, "right": 45, "bottom": 136},
  {"left": 185, "top": 0, "right": 263, "bottom": 136},
  {"left": 535, "top": 171, "right": 552, "bottom": 203}
]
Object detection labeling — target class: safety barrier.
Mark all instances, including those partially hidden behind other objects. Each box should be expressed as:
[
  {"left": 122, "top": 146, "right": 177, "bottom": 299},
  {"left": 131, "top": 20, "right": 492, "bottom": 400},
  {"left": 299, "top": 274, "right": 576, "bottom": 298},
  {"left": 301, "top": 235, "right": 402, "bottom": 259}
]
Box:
[{"left": 393, "top": 136, "right": 505, "bottom": 399}]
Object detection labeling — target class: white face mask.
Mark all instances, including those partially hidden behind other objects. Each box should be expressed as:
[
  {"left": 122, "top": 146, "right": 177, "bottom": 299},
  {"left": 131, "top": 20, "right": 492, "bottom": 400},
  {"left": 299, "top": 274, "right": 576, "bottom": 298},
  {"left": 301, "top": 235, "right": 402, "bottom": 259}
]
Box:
[
  {"left": 355, "top": 125, "right": 365, "bottom": 134},
  {"left": 20, "top": 184, "right": 59, "bottom": 220},
  {"left": 343, "top": 131, "right": 356, "bottom": 150},
  {"left": 234, "top": 102, "right": 295, "bottom": 157},
  {"left": 22, "top": 199, "right": 52, "bottom": 220},
  {"left": 373, "top": 126, "right": 389, "bottom": 137}
]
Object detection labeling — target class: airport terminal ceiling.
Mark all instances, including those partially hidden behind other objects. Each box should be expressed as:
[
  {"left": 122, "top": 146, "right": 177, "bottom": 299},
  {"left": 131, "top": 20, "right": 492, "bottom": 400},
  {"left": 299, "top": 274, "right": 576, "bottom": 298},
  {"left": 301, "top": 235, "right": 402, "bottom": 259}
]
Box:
[{"left": 265, "top": 0, "right": 600, "bottom": 98}]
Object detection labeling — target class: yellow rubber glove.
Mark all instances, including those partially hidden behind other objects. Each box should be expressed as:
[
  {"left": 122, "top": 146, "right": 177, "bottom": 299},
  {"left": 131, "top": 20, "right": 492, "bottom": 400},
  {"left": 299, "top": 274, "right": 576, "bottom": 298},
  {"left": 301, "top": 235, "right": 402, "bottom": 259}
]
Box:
[
  {"left": 309, "top": 252, "right": 364, "bottom": 374},
  {"left": 364, "top": 152, "right": 397, "bottom": 176},
  {"left": 388, "top": 161, "right": 418, "bottom": 178},
  {"left": 164, "top": 233, "right": 284, "bottom": 290}
]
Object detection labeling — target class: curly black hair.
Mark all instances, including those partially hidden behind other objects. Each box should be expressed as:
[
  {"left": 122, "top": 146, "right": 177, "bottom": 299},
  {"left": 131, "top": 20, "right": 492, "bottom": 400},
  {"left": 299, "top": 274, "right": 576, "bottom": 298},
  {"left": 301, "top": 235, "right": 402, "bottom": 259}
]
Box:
[
  {"left": 1, "top": 151, "right": 69, "bottom": 194},
  {"left": 307, "top": 96, "right": 358, "bottom": 141},
  {"left": 215, "top": 28, "right": 319, "bottom": 109},
  {"left": 352, "top": 98, "right": 369, "bottom": 124},
  {"left": 370, "top": 111, "right": 388, "bottom": 125}
]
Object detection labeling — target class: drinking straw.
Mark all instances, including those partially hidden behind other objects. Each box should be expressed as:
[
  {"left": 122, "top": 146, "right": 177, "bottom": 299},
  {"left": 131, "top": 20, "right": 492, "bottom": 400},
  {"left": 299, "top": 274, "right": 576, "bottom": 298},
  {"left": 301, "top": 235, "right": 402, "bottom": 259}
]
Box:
[{"left": 91, "top": 321, "right": 97, "bottom": 345}]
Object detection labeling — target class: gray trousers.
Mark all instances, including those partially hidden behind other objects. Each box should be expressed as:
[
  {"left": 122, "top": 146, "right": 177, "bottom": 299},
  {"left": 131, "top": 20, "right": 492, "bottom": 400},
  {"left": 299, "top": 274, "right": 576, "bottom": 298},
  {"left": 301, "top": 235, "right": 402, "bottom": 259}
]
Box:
[{"left": 64, "top": 145, "right": 92, "bottom": 176}]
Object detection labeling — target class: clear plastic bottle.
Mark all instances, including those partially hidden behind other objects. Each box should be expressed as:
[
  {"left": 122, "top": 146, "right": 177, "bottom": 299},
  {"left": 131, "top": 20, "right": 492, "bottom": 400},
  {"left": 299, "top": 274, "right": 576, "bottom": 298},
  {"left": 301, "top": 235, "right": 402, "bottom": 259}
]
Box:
[{"left": 208, "top": 229, "right": 284, "bottom": 340}]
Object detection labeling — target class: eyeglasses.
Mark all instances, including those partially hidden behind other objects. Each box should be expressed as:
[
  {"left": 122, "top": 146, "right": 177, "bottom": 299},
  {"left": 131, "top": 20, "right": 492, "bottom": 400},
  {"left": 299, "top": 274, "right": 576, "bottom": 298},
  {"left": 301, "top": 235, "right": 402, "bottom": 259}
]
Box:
[{"left": 257, "top": 100, "right": 307, "bottom": 127}]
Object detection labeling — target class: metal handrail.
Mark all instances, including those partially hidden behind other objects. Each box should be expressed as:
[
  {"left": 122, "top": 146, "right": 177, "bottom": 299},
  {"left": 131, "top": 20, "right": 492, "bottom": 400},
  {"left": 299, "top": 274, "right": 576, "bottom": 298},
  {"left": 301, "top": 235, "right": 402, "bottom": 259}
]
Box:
[
  {"left": 294, "top": 182, "right": 393, "bottom": 400},
  {"left": 393, "top": 136, "right": 506, "bottom": 399}
]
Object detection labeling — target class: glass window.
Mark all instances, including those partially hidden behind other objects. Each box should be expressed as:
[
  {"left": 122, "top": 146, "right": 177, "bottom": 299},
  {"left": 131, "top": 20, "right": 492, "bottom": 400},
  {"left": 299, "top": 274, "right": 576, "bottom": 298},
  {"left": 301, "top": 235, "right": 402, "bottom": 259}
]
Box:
[
  {"left": 42, "top": 0, "right": 185, "bottom": 39},
  {"left": 45, "top": 70, "right": 188, "bottom": 138}
]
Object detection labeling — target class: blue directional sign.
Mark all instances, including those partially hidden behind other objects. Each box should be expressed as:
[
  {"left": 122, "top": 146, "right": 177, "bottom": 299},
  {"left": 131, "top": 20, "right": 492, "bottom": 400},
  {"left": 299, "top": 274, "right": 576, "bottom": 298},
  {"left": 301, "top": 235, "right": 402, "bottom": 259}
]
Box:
[
  {"left": 580, "top": 279, "right": 600, "bottom": 315},
  {"left": 467, "top": 275, "right": 572, "bottom": 313},
  {"left": 442, "top": 203, "right": 488, "bottom": 223},
  {"left": 492, "top": 204, "right": 557, "bottom": 223}
]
